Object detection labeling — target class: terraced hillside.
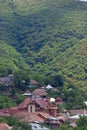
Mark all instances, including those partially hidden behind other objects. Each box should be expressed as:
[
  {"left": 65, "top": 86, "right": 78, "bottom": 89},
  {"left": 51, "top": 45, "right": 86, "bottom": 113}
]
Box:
[{"left": 0, "top": 0, "right": 87, "bottom": 87}]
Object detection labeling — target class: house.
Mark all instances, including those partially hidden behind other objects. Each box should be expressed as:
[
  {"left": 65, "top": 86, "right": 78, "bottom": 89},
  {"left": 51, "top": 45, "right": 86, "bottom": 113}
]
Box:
[
  {"left": 0, "top": 123, "right": 12, "bottom": 130},
  {"left": 0, "top": 75, "right": 13, "bottom": 92},
  {"left": 0, "top": 108, "right": 10, "bottom": 117},
  {"left": 19, "top": 97, "right": 60, "bottom": 117},
  {"left": 18, "top": 98, "right": 49, "bottom": 113},
  {"left": 0, "top": 99, "right": 65, "bottom": 129},
  {"left": 0, "top": 112, "right": 10, "bottom": 117},
  {"left": 23, "top": 90, "right": 32, "bottom": 98},
  {"left": 0, "top": 107, "right": 18, "bottom": 117},
  {"left": 18, "top": 95, "right": 64, "bottom": 117},
  {"left": 32, "top": 88, "right": 47, "bottom": 99},
  {"left": 13, "top": 111, "right": 50, "bottom": 123},
  {"left": 29, "top": 80, "right": 39, "bottom": 88},
  {"left": 0, "top": 75, "right": 13, "bottom": 86},
  {"left": 30, "top": 80, "right": 39, "bottom": 85},
  {"left": 18, "top": 98, "right": 30, "bottom": 110}
]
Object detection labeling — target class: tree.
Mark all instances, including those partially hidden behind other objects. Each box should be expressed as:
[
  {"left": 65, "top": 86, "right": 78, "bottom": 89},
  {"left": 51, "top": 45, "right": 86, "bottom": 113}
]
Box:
[
  {"left": 63, "top": 85, "right": 85, "bottom": 109},
  {"left": 53, "top": 75, "right": 64, "bottom": 87},
  {"left": 12, "top": 122, "right": 32, "bottom": 130},
  {"left": 0, "top": 95, "right": 16, "bottom": 109},
  {"left": 44, "top": 74, "right": 64, "bottom": 88},
  {"left": 16, "top": 94, "right": 25, "bottom": 104},
  {"left": 77, "top": 116, "right": 87, "bottom": 127},
  {"left": 58, "top": 124, "right": 73, "bottom": 130},
  {"left": 0, "top": 116, "right": 32, "bottom": 130},
  {"left": 13, "top": 70, "right": 30, "bottom": 91}
]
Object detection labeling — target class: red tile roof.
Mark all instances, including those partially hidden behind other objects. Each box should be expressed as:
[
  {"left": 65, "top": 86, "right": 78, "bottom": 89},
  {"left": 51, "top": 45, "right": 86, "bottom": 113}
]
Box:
[
  {"left": 38, "top": 112, "right": 54, "bottom": 119},
  {"left": 30, "top": 80, "right": 39, "bottom": 85},
  {"left": 18, "top": 98, "right": 30, "bottom": 110},
  {"left": 69, "top": 109, "right": 87, "bottom": 115},
  {"left": 13, "top": 111, "right": 44, "bottom": 123},
  {"left": 9, "top": 107, "right": 18, "bottom": 115},
  {"left": 21, "top": 113, "right": 44, "bottom": 123},
  {"left": 35, "top": 99, "right": 49, "bottom": 109},
  {"left": 0, "top": 112, "right": 10, "bottom": 117},
  {"left": 32, "top": 89, "right": 47, "bottom": 96},
  {"left": 0, "top": 108, "right": 10, "bottom": 117},
  {"left": 0, "top": 123, "right": 12, "bottom": 130},
  {"left": 0, "top": 108, "right": 9, "bottom": 113},
  {"left": 56, "top": 98, "right": 62, "bottom": 102},
  {"left": 18, "top": 98, "right": 49, "bottom": 110},
  {"left": 0, "top": 107, "right": 18, "bottom": 116},
  {"left": 13, "top": 111, "right": 30, "bottom": 119}
]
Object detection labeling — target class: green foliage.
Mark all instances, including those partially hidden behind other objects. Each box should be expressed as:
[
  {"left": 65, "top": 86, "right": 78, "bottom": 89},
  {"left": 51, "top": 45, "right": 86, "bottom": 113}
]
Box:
[
  {"left": 5, "top": 116, "right": 19, "bottom": 126},
  {"left": 0, "top": 116, "right": 32, "bottom": 130},
  {"left": 12, "top": 122, "right": 32, "bottom": 130},
  {"left": 58, "top": 124, "right": 73, "bottom": 130},
  {"left": 13, "top": 70, "right": 30, "bottom": 90},
  {"left": 44, "top": 74, "right": 64, "bottom": 87},
  {"left": 62, "top": 85, "right": 85, "bottom": 109},
  {"left": 0, "top": 0, "right": 87, "bottom": 88},
  {"left": 0, "top": 95, "right": 16, "bottom": 108},
  {"left": 16, "top": 94, "right": 25, "bottom": 104},
  {"left": 77, "top": 116, "right": 87, "bottom": 128},
  {"left": 58, "top": 116, "right": 87, "bottom": 130},
  {"left": 0, "top": 41, "right": 30, "bottom": 76},
  {"left": 47, "top": 89, "right": 60, "bottom": 98}
]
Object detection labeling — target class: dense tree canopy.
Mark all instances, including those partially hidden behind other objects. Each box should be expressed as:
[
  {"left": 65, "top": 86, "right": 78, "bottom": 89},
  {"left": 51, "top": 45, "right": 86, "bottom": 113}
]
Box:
[
  {"left": 0, "top": 95, "right": 16, "bottom": 109},
  {"left": 0, "top": 0, "right": 87, "bottom": 88},
  {"left": 13, "top": 70, "right": 30, "bottom": 91},
  {"left": 59, "top": 116, "right": 87, "bottom": 130},
  {"left": 0, "top": 116, "right": 32, "bottom": 130}
]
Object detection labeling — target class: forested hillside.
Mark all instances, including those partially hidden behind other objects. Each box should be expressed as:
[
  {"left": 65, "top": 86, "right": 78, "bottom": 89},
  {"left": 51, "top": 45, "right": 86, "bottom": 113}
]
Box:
[
  {"left": 0, "top": 41, "right": 29, "bottom": 76},
  {"left": 0, "top": 0, "right": 87, "bottom": 87}
]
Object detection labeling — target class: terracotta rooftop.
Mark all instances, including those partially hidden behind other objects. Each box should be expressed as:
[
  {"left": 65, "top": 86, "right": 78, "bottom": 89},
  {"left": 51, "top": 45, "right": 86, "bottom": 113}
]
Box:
[
  {"left": 0, "top": 123, "right": 12, "bottom": 130},
  {"left": 18, "top": 97, "right": 49, "bottom": 110},
  {"left": 21, "top": 113, "right": 44, "bottom": 123},
  {"left": 56, "top": 98, "right": 62, "bottom": 102},
  {"left": 18, "top": 98, "right": 30, "bottom": 110},
  {"left": 38, "top": 112, "right": 54, "bottom": 119},
  {"left": 30, "top": 80, "right": 39, "bottom": 85},
  {"left": 32, "top": 89, "right": 47, "bottom": 96},
  {"left": 9, "top": 107, "right": 18, "bottom": 115},
  {"left": 35, "top": 99, "right": 49, "bottom": 109},
  {"left": 69, "top": 109, "right": 87, "bottom": 115},
  {"left": 0, "top": 112, "right": 10, "bottom": 117},
  {"left": 13, "top": 111, "right": 30, "bottom": 119},
  {"left": 0, "top": 107, "right": 18, "bottom": 116},
  {"left": 13, "top": 111, "right": 44, "bottom": 123},
  {"left": 0, "top": 108, "right": 9, "bottom": 113}
]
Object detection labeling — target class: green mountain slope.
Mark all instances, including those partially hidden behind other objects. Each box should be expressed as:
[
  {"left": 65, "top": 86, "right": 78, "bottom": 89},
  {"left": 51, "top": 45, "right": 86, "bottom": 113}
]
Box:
[
  {"left": 0, "top": 40, "right": 29, "bottom": 76},
  {"left": 0, "top": 0, "right": 87, "bottom": 87}
]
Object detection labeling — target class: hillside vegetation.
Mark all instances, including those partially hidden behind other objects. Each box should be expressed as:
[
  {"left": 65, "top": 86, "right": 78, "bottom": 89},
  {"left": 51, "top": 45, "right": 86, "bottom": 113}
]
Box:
[
  {"left": 0, "top": 0, "right": 87, "bottom": 87},
  {"left": 0, "top": 41, "right": 29, "bottom": 76}
]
